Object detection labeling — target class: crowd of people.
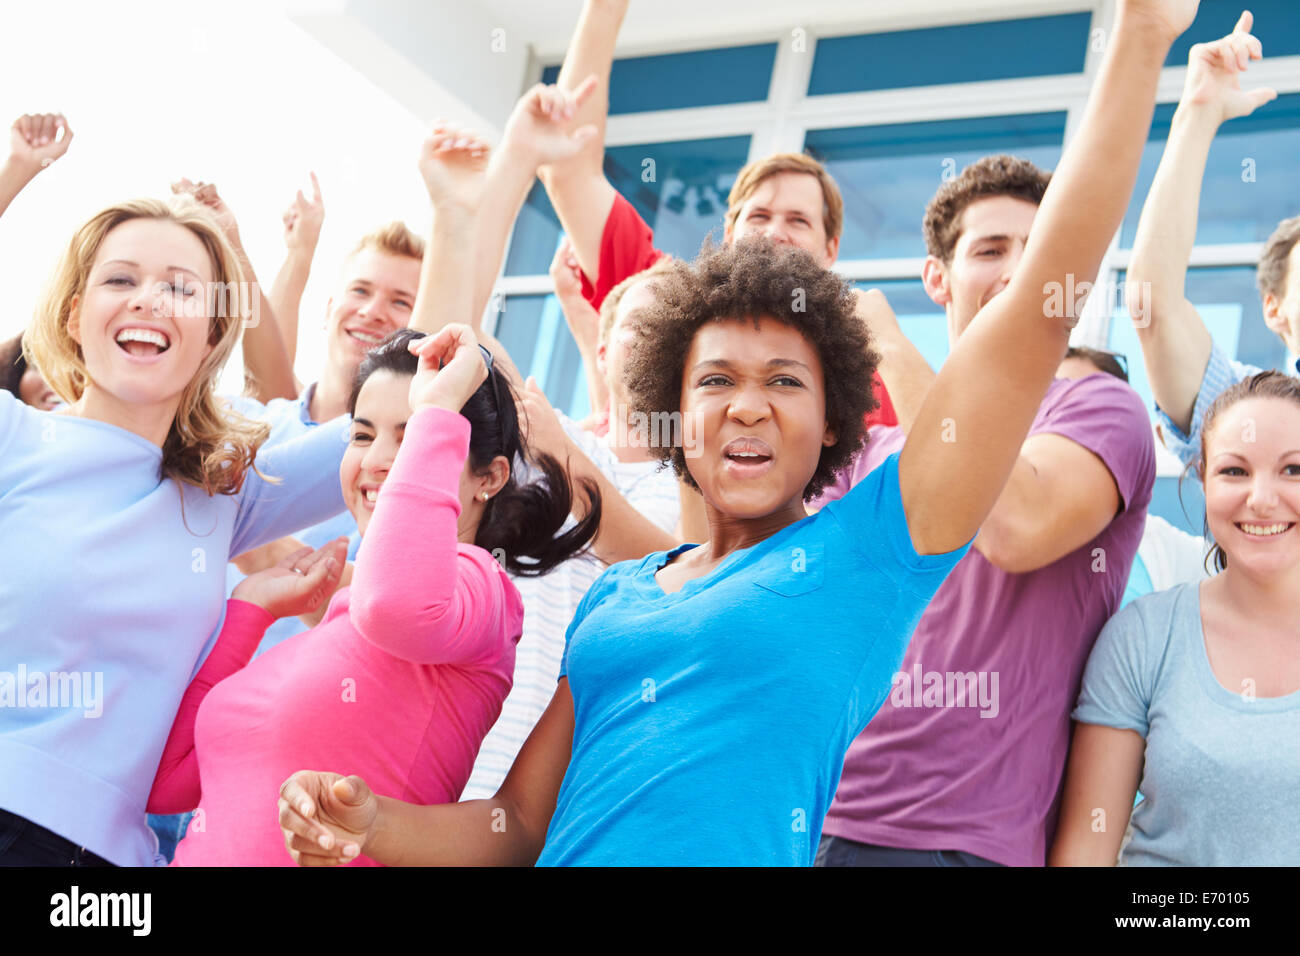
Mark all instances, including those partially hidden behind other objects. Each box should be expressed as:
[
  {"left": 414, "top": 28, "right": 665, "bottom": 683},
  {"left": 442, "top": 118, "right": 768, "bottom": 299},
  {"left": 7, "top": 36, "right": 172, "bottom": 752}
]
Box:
[{"left": 1, "top": 0, "right": 1297, "bottom": 868}]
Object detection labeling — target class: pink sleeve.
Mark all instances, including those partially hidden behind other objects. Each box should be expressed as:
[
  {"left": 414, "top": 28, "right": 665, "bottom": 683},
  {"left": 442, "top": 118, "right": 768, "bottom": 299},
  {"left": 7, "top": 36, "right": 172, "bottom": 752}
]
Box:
[
  {"left": 348, "top": 405, "right": 514, "bottom": 666},
  {"left": 147, "top": 599, "right": 272, "bottom": 814}
]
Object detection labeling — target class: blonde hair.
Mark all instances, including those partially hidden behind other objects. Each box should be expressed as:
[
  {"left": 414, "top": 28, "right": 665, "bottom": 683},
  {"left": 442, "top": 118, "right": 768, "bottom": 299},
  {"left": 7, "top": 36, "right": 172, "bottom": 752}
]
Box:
[
  {"left": 347, "top": 221, "right": 425, "bottom": 263},
  {"left": 724, "top": 153, "right": 844, "bottom": 243},
  {"left": 598, "top": 256, "right": 676, "bottom": 346},
  {"left": 24, "top": 196, "right": 269, "bottom": 496}
]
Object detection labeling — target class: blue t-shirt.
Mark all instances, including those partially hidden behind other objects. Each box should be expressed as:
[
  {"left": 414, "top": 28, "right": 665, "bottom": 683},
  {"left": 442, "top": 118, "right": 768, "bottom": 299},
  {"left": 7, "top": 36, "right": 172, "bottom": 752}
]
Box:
[
  {"left": 226, "top": 385, "right": 359, "bottom": 654},
  {"left": 537, "top": 452, "right": 969, "bottom": 866},
  {"left": 0, "top": 391, "right": 347, "bottom": 865},
  {"left": 1074, "top": 582, "right": 1300, "bottom": 866}
]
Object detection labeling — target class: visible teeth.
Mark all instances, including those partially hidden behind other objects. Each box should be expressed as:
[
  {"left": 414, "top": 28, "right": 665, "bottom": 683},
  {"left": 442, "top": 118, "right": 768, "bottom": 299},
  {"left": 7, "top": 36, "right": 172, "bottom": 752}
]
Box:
[
  {"left": 364, "top": 489, "right": 378, "bottom": 502},
  {"left": 1240, "top": 523, "right": 1290, "bottom": 536},
  {"left": 349, "top": 330, "right": 381, "bottom": 344},
  {"left": 115, "top": 328, "right": 169, "bottom": 349}
]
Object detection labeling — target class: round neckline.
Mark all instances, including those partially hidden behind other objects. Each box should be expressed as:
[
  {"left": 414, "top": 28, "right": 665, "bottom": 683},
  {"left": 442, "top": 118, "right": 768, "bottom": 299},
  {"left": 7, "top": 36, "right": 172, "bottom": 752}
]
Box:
[
  {"left": 48, "top": 405, "right": 164, "bottom": 459},
  {"left": 1191, "top": 581, "right": 1300, "bottom": 710}
]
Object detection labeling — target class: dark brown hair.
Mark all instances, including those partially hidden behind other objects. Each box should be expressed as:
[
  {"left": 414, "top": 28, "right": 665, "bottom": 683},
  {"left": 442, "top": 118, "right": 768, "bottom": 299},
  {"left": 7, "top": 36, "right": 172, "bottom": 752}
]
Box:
[
  {"left": 623, "top": 238, "right": 878, "bottom": 500},
  {"left": 923, "top": 154, "right": 1052, "bottom": 263},
  {"left": 1257, "top": 214, "right": 1300, "bottom": 301}
]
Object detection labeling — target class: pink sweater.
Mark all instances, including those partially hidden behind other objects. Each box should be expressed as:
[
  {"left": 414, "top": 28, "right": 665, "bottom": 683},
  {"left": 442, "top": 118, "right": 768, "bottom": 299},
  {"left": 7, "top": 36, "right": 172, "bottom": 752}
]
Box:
[{"left": 150, "top": 406, "right": 523, "bottom": 866}]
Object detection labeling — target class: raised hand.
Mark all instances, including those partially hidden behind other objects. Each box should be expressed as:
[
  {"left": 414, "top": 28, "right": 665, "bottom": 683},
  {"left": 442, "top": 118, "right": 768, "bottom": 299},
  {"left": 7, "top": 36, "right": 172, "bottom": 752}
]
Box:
[
  {"left": 171, "top": 177, "right": 241, "bottom": 248},
  {"left": 230, "top": 539, "right": 347, "bottom": 619},
  {"left": 278, "top": 771, "right": 379, "bottom": 866},
  {"left": 408, "top": 324, "right": 490, "bottom": 413},
  {"left": 417, "top": 123, "right": 490, "bottom": 210},
  {"left": 282, "top": 172, "right": 324, "bottom": 252},
  {"left": 8, "top": 113, "right": 73, "bottom": 174},
  {"left": 502, "top": 76, "right": 600, "bottom": 168},
  {"left": 1182, "top": 11, "right": 1277, "bottom": 123},
  {"left": 519, "top": 376, "right": 572, "bottom": 460},
  {"left": 550, "top": 236, "right": 601, "bottom": 332}
]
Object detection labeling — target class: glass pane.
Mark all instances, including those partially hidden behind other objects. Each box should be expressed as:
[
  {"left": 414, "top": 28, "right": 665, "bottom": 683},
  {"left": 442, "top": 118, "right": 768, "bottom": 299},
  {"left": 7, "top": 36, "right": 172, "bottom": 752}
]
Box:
[
  {"left": 1119, "top": 94, "right": 1300, "bottom": 247},
  {"left": 504, "top": 134, "right": 752, "bottom": 276},
  {"left": 808, "top": 13, "right": 1091, "bottom": 95},
  {"left": 493, "top": 294, "right": 593, "bottom": 422},
  {"left": 1107, "top": 266, "right": 1289, "bottom": 433},
  {"left": 540, "top": 43, "right": 776, "bottom": 114},
  {"left": 806, "top": 113, "right": 1066, "bottom": 260},
  {"left": 1167, "top": 0, "right": 1300, "bottom": 65}
]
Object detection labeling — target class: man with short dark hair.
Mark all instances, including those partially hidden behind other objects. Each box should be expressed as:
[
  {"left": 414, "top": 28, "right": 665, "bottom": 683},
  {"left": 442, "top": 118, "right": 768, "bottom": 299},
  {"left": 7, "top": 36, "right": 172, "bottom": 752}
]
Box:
[{"left": 814, "top": 150, "right": 1156, "bottom": 867}]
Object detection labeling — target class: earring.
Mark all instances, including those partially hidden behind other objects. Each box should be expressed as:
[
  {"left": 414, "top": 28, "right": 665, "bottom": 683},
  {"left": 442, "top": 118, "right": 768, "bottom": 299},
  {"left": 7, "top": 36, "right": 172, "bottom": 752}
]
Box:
[{"left": 478, "top": 491, "right": 489, "bottom": 502}]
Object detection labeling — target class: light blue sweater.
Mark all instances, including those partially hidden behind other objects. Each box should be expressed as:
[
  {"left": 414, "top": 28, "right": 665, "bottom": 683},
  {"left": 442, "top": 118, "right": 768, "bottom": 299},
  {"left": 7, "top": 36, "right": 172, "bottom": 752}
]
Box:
[{"left": 0, "top": 390, "right": 347, "bottom": 865}]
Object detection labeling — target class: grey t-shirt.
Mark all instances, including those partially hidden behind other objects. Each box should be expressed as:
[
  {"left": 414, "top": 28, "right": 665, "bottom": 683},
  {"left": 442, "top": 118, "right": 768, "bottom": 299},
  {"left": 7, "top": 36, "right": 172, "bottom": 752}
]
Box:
[{"left": 1074, "top": 582, "right": 1300, "bottom": 866}]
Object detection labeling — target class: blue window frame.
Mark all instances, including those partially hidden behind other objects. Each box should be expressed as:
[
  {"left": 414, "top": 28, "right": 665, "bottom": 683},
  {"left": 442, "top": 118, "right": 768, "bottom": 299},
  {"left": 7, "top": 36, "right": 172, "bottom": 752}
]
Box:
[
  {"left": 1167, "top": 0, "right": 1300, "bottom": 65},
  {"left": 806, "top": 113, "right": 1066, "bottom": 260},
  {"left": 493, "top": 293, "right": 593, "bottom": 422},
  {"left": 808, "top": 13, "right": 1091, "bottom": 95},
  {"left": 541, "top": 43, "right": 776, "bottom": 114}
]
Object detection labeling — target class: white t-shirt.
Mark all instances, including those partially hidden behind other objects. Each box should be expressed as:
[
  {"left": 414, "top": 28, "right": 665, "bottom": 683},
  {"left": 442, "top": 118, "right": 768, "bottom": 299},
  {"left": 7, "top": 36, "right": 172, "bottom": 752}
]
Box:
[{"left": 461, "top": 413, "right": 681, "bottom": 799}]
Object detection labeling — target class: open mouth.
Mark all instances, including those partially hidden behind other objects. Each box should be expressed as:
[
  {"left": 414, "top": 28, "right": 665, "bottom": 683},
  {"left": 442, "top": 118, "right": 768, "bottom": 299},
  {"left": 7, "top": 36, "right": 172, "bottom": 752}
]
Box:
[
  {"left": 722, "top": 437, "right": 774, "bottom": 476},
  {"left": 114, "top": 327, "right": 171, "bottom": 358},
  {"left": 1236, "top": 521, "right": 1296, "bottom": 538}
]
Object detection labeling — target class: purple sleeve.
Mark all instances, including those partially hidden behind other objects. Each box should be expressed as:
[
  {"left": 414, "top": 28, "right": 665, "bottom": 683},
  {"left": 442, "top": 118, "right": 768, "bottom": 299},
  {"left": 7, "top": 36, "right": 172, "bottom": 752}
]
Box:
[
  {"left": 1030, "top": 376, "right": 1156, "bottom": 515},
  {"left": 810, "top": 425, "right": 907, "bottom": 508}
]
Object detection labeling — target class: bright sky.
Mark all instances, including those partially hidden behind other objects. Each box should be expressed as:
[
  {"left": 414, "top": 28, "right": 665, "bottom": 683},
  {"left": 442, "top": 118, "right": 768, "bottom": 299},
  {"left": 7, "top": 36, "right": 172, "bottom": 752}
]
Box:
[{"left": 0, "top": 0, "right": 432, "bottom": 395}]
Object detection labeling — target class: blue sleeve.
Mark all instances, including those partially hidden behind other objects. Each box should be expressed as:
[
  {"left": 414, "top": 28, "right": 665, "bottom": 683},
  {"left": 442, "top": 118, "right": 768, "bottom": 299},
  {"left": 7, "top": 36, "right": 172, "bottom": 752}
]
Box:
[
  {"left": 230, "top": 413, "right": 349, "bottom": 556},
  {"left": 821, "top": 451, "right": 970, "bottom": 597},
  {"left": 0, "top": 391, "right": 18, "bottom": 476},
  {"left": 1154, "top": 340, "right": 1259, "bottom": 467},
  {"left": 1072, "top": 597, "right": 1161, "bottom": 736}
]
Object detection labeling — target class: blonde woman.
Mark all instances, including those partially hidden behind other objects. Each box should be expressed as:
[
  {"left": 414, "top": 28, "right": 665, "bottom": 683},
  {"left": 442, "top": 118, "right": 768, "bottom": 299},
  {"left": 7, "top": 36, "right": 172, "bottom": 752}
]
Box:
[{"left": 0, "top": 197, "right": 349, "bottom": 866}]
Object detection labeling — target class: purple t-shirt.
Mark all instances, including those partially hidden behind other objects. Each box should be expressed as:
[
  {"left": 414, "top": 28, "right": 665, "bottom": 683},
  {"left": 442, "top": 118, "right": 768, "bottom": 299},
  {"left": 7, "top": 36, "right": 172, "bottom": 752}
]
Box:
[{"left": 818, "top": 373, "right": 1155, "bottom": 867}]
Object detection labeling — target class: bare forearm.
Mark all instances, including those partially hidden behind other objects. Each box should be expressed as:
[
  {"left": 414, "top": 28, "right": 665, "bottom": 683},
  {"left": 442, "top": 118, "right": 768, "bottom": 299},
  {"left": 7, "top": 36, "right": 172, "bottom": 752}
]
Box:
[
  {"left": 0, "top": 159, "right": 39, "bottom": 220},
  {"left": 235, "top": 247, "right": 299, "bottom": 401},
  {"left": 268, "top": 249, "right": 316, "bottom": 368},
  {"left": 1128, "top": 107, "right": 1219, "bottom": 429},
  {"left": 873, "top": 329, "right": 936, "bottom": 435},
  {"left": 548, "top": 0, "right": 627, "bottom": 169},
  {"left": 474, "top": 141, "right": 543, "bottom": 322},
  {"left": 412, "top": 205, "right": 478, "bottom": 336},
  {"left": 364, "top": 794, "right": 543, "bottom": 866}
]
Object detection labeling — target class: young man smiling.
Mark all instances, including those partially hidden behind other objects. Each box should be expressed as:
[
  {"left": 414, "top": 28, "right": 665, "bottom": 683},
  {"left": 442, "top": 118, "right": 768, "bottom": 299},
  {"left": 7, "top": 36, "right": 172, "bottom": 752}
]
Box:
[{"left": 814, "top": 154, "right": 1157, "bottom": 868}]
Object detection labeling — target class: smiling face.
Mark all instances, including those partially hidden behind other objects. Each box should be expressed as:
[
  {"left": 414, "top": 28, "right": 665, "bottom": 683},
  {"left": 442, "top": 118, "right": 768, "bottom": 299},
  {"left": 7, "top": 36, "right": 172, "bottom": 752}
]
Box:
[
  {"left": 924, "top": 195, "right": 1040, "bottom": 345},
  {"left": 68, "top": 218, "right": 216, "bottom": 408},
  {"left": 726, "top": 171, "right": 838, "bottom": 268},
  {"left": 1203, "top": 396, "right": 1300, "bottom": 577},
  {"left": 342, "top": 368, "right": 498, "bottom": 539},
  {"left": 325, "top": 249, "right": 421, "bottom": 380},
  {"left": 680, "top": 317, "right": 834, "bottom": 522}
]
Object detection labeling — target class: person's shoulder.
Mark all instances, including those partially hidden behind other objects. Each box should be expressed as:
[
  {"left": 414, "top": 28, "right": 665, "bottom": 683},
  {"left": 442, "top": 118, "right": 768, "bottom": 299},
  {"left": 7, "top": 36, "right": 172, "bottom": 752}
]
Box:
[
  {"left": 1051, "top": 372, "right": 1146, "bottom": 415},
  {"left": 1106, "top": 580, "right": 1196, "bottom": 644}
]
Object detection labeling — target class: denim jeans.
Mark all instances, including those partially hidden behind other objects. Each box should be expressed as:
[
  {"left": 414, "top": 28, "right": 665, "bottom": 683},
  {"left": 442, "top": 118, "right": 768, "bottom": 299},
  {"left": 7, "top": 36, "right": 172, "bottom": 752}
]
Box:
[
  {"left": 147, "top": 812, "right": 194, "bottom": 864},
  {"left": 0, "top": 808, "right": 115, "bottom": 867},
  {"left": 815, "top": 833, "right": 1003, "bottom": 867}
]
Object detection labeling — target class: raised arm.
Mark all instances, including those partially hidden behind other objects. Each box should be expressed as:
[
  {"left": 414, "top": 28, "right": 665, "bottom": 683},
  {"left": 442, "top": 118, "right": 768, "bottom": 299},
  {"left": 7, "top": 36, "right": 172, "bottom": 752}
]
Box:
[
  {"left": 1128, "top": 11, "right": 1276, "bottom": 433},
  {"left": 268, "top": 172, "right": 325, "bottom": 372},
  {"left": 472, "top": 80, "right": 599, "bottom": 327},
  {"left": 535, "top": 0, "right": 627, "bottom": 283},
  {"left": 854, "top": 289, "right": 936, "bottom": 434},
  {"left": 279, "top": 677, "right": 576, "bottom": 866},
  {"left": 550, "top": 236, "right": 609, "bottom": 418},
  {"left": 1, "top": 113, "right": 72, "bottom": 220},
  {"left": 899, "top": 0, "right": 1195, "bottom": 555},
  {"left": 171, "top": 178, "right": 299, "bottom": 402}
]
